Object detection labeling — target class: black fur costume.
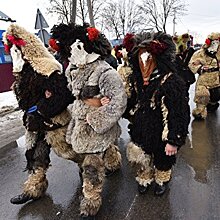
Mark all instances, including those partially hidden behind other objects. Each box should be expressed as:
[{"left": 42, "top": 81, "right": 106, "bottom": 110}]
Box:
[
  {"left": 126, "top": 32, "right": 190, "bottom": 191},
  {"left": 13, "top": 62, "right": 74, "bottom": 170},
  {"left": 3, "top": 24, "right": 75, "bottom": 204}
]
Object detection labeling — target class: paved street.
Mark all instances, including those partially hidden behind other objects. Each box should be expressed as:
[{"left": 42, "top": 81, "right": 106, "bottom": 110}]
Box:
[{"left": 0, "top": 87, "right": 220, "bottom": 220}]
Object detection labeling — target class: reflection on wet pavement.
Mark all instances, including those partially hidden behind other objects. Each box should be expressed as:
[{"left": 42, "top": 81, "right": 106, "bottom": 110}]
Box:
[{"left": 180, "top": 119, "right": 213, "bottom": 183}]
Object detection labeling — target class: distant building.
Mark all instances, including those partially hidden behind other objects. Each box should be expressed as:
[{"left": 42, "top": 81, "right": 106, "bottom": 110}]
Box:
[{"left": 0, "top": 30, "right": 14, "bottom": 93}]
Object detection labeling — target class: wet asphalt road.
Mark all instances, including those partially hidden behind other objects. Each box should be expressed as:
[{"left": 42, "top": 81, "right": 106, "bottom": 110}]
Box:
[{"left": 1, "top": 86, "right": 220, "bottom": 220}]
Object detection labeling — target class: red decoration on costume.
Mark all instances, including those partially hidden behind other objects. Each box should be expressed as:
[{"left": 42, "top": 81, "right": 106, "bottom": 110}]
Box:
[
  {"left": 87, "top": 27, "right": 100, "bottom": 41},
  {"left": 123, "top": 33, "right": 135, "bottom": 52},
  {"left": 4, "top": 44, "right": 10, "bottom": 54},
  {"left": 205, "top": 38, "right": 211, "bottom": 46},
  {"left": 147, "top": 40, "right": 168, "bottom": 55},
  {"left": 49, "top": 38, "right": 60, "bottom": 52},
  {"left": 115, "top": 45, "right": 123, "bottom": 58},
  {"left": 7, "top": 35, "right": 26, "bottom": 47}
]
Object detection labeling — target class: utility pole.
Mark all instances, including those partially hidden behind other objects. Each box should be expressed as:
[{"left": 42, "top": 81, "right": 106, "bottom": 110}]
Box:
[
  {"left": 173, "top": 10, "right": 176, "bottom": 35},
  {"left": 71, "top": 0, "right": 77, "bottom": 23},
  {"left": 87, "top": 0, "right": 95, "bottom": 27}
]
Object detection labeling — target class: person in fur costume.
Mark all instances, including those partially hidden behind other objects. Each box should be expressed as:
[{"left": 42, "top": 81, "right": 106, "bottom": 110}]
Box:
[
  {"left": 173, "top": 33, "right": 196, "bottom": 92},
  {"left": 3, "top": 24, "right": 78, "bottom": 205},
  {"left": 50, "top": 23, "right": 127, "bottom": 219},
  {"left": 188, "top": 32, "right": 220, "bottom": 119},
  {"left": 126, "top": 32, "right": 190, "bottom": 196},
  {"left": 116, "top": 34, "right": 134, "bottom": 96}
]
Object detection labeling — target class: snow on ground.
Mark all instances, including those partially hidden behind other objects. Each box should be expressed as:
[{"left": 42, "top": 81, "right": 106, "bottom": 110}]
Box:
[{"left": 0, "top": 91, "right": 18, "bottom": 113}]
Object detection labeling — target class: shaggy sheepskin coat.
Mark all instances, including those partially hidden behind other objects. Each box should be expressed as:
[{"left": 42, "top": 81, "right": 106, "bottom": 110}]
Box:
[
  {"left": 188, "top": 47, "right": 220, "bottom": 89},
  {"left": 66, "top": 60, "right": 127, "bottom": 154},
  {"left": 3, "top": 24, "right": 74, "bottom": 156},
  {"left": 127, "top": 69, "right": 190, "bottom": 170}
]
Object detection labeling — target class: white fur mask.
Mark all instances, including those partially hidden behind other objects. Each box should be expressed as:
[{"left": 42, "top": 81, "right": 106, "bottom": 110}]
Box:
[
  {"left": 10, "top": 45, "right": 25, "bottom": 72},
  {"left": 69, "top": 39, "right": 100, "bottom": 68},
  {"left": 140, "top": 51, "right": 151, "bottom": 67},
  {"left": 208, "top": 39, "right": 219, "bottom": 54}
]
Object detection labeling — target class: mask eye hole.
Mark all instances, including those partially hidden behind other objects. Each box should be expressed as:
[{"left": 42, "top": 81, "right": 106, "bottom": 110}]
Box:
[{"left": 77, "top": 45, "right": 81, "bottom": 50}]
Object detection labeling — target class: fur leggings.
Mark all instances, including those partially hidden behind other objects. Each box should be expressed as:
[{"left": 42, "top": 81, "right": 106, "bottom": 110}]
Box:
[{"left": 23, "top": 131, "right": 121, "bottom": 216}]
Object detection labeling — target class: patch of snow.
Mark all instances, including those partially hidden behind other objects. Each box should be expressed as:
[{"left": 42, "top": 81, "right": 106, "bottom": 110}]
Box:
[
  {"left": 16, "top": 135, "right": 25, "bottom": 148},
  {"left": 0, "top": 91, "right": 18, "bottom": 113}
]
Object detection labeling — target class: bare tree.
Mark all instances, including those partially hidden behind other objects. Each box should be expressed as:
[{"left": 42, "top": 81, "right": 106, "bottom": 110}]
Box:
[
  {"left": 71, "top": 0, "right": 77, "bottom": 23},
  {"left": 139, "top": 0, "right": 187, "bottom": 33},
  {"left": 101, "top": 2, "right": 121, "bottom": 39},
  {"left": 87, "top": 0, "right": 95, "bottom": 26},
  {"left": 47, "top": 0, "right": 103, "bottom": 25},
  {"left": 101, "top": 0, "right": 144, "bottom": 39},
  {"left": 47, "top": 0, "right": 72, "bottom": 23}
]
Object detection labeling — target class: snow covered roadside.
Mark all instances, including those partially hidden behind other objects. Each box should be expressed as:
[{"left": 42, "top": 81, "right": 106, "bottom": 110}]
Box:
[
  {"left": 0, "top": 91, "right": 24, "bottom": 149},
  {"left": 0, "top": 91, "right": 18, "bottom": 114}
]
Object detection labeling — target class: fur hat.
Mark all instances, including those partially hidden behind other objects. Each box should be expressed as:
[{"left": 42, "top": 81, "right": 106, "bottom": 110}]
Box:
[
  {"left": 50, "top": 23, "right": 112, "bottom": 61},
  {"left": 204, "top": 32, "right": 220, "bottom": 49},
  {"left": 133, "top": 32, "right": 176, "bottom": 73},
  {"left": 3, "top": 24, "right": 62, "bottom": 76},
  {"left": 123, "top": 33, "right": 135, "bottom": 52}
]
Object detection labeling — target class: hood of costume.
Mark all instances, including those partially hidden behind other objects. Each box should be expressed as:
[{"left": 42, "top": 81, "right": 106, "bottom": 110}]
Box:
[
  {"left": 130, "top": 31, "right": 176, "bottom": 96},
  {"left": 203, "top": 32, "right": 220, "bottom": 57},
  {"left": 50, "top": 23, "right": 112, "bottom": 63},
  {"left": 3, "top": 24, "right": 62, "bottom": 76}
]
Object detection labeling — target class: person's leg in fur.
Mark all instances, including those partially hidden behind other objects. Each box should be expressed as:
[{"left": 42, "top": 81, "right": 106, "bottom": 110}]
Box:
[
  {"left": 46, "top": 127, "right": 78, "bottom": 161},
  {"left": 193, "top": 85, "right": 210, "bottom": 119},
  {"left": 126, "top": 142, "right": 154, "bottom": 194},
  {"left": 153, "top": 149, "right": 175, "bottom": 196},
  {"left": 207, "top": 87, "right": 220, "bottom": 112},
  {"left": 103, "top": 144, "right": 122, "bottom": 176},
  {"left": 154, "top": 168, "right": 172, "bottom": 196},
  {"left": 10, "top": 138, "right": 50, "bottom": 204},
  {"left": 80, "top": 154, "right": 105, "bottom": 219}
]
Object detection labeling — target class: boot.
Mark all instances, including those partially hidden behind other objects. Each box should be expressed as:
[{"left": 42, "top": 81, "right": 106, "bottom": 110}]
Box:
[
  {"left": 138, "top": 184, "right": 150, "bottom": 194},
  {"left": 207, "top": 103, "right": 219, "bottom": 113},
  {"left": 193, "top": 113, "right": 204, "bottom": 120},
  {"left": 80, "top": 214, "right": 96, "bottom": 220},
  {"left": 154, "top": 183, "right": 168, "bottom": 196},
  {"left": 10, "top": 193, "right": 33, "bottom": 204}
]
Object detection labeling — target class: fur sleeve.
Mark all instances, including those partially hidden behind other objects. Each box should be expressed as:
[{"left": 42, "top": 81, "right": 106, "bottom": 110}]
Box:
[
  {"left": 86, "top": 69, "right": 127, "bottom": 134},
  {"left": 161, "top": 74, "right": 190, "bottom": 147},
  {"left": 188, "top": 49, "right": 204, "bottom": 74},
  {"left": 37, "top": 72, "right": 75, "bottom": 118}
]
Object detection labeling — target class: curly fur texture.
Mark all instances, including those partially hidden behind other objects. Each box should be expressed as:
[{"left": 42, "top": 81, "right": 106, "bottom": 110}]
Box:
[
  {"left": 13, "top": 63, "right": 74, "bottom": 118},
  {"left": 136, "top": 169, "right": 154, "bottom": 186},
  {"left": 103, "top": 144, "right": 121, "bottom": 171},
  {"left": 126, "top": 142, "right": 150, "bottom": 167},
  {"left": 25, "top": 135, "right": 51, "bottom": 171},
  {"left": 23, "top": 168, "right": 48, "bottom": 198},
  {"left": 127, "top": 32, "right": 190, "bottom": 171},
  {"left": 66, "top": 60, "right": 127, "bottom": 153},
  {"left": 50, "top": 23, "right": 112, "bottom": 62},
  {"left": 129, "top": 73, "right": 189, "bottom": 170},
  {"left": 154, "top": 169, "right": 171, "bottom": 185},
  {"left": 4, "top": 24, "right": 62, "bottom": 76},
  {"left": 81, "top": 155, "right": 105, "bottom": 216}
]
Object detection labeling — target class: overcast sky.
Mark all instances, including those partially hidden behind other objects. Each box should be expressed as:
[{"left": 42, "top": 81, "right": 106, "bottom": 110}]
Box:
[{"left": 1, "top": 0, "right": 220, "bottom": 43}]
